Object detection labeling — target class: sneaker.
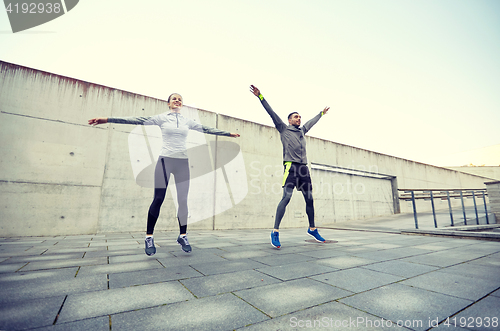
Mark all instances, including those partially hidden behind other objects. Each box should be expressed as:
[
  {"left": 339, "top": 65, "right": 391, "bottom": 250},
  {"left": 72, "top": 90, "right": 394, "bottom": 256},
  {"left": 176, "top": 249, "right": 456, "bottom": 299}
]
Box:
[
  {"left": 145, "top": 237, "right": 156, "bottom": 256},
  {"left": 307, "top": 228, "right": 326, "bottom": 242},
  {"left": 177, "top": 234, "right": 192, "bottom": 253},
  {"left": 270, "top": 231, "right": 281, "bottom": 249}
]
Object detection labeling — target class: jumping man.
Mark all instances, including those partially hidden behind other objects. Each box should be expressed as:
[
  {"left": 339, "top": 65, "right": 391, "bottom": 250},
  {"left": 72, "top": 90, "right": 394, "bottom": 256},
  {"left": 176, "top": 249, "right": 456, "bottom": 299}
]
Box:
[{"left": 250, "top": 85, "right": 329, "bottom": 248}]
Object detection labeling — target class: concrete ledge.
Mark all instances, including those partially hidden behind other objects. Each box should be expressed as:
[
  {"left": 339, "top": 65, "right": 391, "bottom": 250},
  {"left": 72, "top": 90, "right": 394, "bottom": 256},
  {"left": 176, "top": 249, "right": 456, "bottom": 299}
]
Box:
[
  {"left": 450, "top": 212, "right": 497, "bottom": 227},
  {"left": 402, "top": 227, "right": 500, "bottom": 241},
  {"left": 442, "top": 224, "right": 500, "bottom": 231}
]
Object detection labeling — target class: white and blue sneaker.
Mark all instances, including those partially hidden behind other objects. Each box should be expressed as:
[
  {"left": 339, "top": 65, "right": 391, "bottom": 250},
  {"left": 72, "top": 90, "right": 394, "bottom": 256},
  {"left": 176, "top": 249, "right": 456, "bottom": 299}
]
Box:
[
  {"left": 270, "top": 231, "right": 281, "bottom": 249},
  {"left": 177, "top": 234, "right": 192, "bottom": 253},
  {"left": 307, "top": 228, "right": 326, "bottom": 243},
  {"left": 145, "top": 236, "right": 156, "bottom": 256}
]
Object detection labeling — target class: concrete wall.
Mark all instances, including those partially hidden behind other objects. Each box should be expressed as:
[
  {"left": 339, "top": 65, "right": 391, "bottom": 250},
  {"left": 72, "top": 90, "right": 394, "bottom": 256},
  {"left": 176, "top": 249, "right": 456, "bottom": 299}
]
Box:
[
  {"left": 0, "top": 61, "right": 492, "bottom": 236},
  {"left": 446, "top": 166, "right": 500, "bottom": 181},
  {"left": 485, "top": 181, "right": 500, "bottom": 223}
]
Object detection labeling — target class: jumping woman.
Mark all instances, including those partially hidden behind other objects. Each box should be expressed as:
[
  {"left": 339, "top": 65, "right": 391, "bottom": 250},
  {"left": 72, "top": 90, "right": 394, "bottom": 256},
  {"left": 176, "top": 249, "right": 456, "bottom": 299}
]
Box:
[{"left": 88, "top": 93, "right": 240, "bottom": 256}]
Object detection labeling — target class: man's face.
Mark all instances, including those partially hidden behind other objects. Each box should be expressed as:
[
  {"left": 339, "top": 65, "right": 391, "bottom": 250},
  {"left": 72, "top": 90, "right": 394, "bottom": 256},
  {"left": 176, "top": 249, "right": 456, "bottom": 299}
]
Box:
[{"left": 288, "top": 113, "right": 301, "bottom": 126}]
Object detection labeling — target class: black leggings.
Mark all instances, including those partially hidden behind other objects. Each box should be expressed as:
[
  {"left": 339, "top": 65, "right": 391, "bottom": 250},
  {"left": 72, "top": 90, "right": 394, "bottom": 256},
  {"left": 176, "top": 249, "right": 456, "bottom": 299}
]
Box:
[
  {"left": 147, "top": 157, "right": 190, "bottom": 235},
  {"left": 274, "top": 186, "right": 315, "bottom": 230}
]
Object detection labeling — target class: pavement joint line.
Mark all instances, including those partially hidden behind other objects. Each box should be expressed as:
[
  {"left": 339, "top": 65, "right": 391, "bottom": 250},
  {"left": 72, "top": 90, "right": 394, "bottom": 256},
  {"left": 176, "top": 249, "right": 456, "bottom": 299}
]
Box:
[
  {"left": 400, "top": 282, "right": 479, "bottom": 303},
  {"left": 16, "top": 262, "right": 29, "bottom": 272},
  {"left": 349, "top": 250, "right": 433, "bottom": 262},
  {"left": 266, "top": 298, "right": 342, "bottom": 320},
  {"left": 390, "top": 256, "right": 463, "bottom": 269},
  {"left": 434, "top": 286, "right": 500, "bottom": 326},
  {"left": 62, "top": 295, "right": 193, "bottom": 323},
  {"left": 188, "top": 265, "right": 206, "bottom": 276},
  {"left": 308, "top": 273, "right": 406, "bottom": 300},
  {"left": 338, "top": 278, "right": 480, "bottom": 326},
  {"left": 458, "top": 251, "right": 500, "bottom": 263},
  {"left": 187, "top": 265, "right": 204, "bottom": 276},
  {"left": 330, "top": 300, "right": 394, "bottom": 324},
  {"left": 359, "top": 263, "right": 442, "bottom": 282},
  {"left": 52, "top": 295, "right": 67, "bottom": 325},
  {"left": 177, "top": 279, "right": 198, "bottom": 298},
  {"left": 156, "top": 258, "right": 166, "bottom": 268},
  {"left": 229, "top": 291, "right": 273, "bottom": 319},
  {"left": 253, "top": 268, "right": 286, "bottom": 282}
]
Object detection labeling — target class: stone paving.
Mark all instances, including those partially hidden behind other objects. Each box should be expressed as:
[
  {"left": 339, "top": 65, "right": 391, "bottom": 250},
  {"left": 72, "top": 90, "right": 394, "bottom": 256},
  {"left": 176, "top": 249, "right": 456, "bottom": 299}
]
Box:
[{"left": 0, "top": 226, "right": 499, "bottom": 331}]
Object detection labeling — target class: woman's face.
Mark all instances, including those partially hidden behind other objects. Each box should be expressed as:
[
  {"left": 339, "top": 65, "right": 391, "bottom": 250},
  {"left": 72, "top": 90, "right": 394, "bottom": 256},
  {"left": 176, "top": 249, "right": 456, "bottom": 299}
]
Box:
[{"left": 168, "top": 94, "right": 183, "bottom": 110}]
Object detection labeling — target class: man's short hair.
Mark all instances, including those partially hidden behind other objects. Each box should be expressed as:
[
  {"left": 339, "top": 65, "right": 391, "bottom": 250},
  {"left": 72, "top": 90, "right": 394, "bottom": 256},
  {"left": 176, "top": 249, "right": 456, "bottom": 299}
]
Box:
[{"left": 288, "top": 112, "right": 299, "bottom": 120}]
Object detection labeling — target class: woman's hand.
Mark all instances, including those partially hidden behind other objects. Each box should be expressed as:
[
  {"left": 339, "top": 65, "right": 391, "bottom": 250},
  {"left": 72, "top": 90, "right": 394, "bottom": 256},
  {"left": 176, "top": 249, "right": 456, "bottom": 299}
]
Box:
[
  {"left": 229, "top": 133, "right": 240, "bottom": 138},
  {"left": 88, "top": 117, "right": 108, "bottom": 126}
]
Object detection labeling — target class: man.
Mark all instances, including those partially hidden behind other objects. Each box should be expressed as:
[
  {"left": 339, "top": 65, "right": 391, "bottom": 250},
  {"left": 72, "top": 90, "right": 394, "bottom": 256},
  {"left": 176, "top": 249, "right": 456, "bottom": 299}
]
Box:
[{"left": 250, "top": 85, "right": 329, "bottom": 248}]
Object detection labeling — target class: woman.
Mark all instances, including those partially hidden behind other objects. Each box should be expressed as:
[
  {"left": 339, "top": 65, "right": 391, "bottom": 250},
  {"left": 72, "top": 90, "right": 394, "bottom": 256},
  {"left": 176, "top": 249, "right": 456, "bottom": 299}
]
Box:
[{"left": 88, "top": 93, "right": 240, "bottom": 256}]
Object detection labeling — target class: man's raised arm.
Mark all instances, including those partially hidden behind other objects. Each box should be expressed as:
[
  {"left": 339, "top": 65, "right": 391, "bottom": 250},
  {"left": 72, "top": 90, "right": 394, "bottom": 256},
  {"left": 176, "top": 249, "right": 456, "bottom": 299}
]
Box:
[
  {"left": 250, "top": 85, "right": 286, "bottom": 132},
  {"left": 302, "top": 107, "right": 330, "bottom": 134}
]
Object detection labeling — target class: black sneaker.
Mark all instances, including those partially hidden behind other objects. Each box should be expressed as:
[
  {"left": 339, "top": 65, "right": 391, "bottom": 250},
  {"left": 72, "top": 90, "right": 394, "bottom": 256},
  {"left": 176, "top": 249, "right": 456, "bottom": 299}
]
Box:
[
  {"left": 145, "top": 237, "right": 156, "bottom": 256},
  {"left": 177, "top": 234, "right": 192, "bottom": 253}
]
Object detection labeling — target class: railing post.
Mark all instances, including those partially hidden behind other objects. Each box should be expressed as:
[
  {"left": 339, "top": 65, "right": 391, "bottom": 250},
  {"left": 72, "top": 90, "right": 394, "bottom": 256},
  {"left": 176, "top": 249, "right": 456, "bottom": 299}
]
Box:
[
  {"left": 447, "top": 191, "right": 454, "bottom": 226},
  {"left": 472, "top": 191, "right": 479, "bottom": 225},
  {"left": 391, "top": 177, "right": 400, "bottom": 214},
  {"left": 460, "top": 191, "right": 467, "bottom": 226},
  {"left": 430, "top": 191, "right": 437, "bottom": 228},
  {"left": 482, "top": 191, "right": 489, "bottom": 224},
  {"left": 411, "top": 191, "right": 418, "bottom": 229}
]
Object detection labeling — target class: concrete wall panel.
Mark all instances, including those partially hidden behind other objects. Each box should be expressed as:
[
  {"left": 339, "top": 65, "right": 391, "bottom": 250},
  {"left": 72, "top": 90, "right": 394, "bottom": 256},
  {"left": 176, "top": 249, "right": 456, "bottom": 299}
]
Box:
[
  {"left": 0, "top": 181, "right": 100, "bottom": 236},
  {"left": 0, "top": 113, "right": 106, "bottom": 186}
]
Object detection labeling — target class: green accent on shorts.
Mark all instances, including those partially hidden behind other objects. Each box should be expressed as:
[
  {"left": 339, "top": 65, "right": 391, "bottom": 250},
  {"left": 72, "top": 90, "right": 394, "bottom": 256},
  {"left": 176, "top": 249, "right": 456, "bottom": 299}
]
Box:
[{"left": 282, "top": 161, "right": 292, "bottom": 186}]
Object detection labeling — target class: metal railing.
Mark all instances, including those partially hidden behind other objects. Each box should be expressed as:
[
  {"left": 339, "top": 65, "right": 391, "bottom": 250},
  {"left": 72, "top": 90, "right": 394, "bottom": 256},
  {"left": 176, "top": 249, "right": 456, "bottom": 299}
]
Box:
[{"left": 399, "top": 189, "right": 489, "bottom": 229}]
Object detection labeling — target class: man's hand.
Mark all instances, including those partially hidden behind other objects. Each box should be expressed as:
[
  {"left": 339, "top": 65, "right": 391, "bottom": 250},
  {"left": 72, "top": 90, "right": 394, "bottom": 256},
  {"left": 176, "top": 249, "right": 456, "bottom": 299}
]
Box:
[
  {"left": 229, "top": 133, "right": 240, "bottom": 138},
  {"left": 249, "top": 85, "right": 261, "bottom": 97},
  {"left": 88, "top": 117, "right": 108, "bottom": 126},
  {"left": 322, "top": 107, "right": 330, "bottom": 115}
]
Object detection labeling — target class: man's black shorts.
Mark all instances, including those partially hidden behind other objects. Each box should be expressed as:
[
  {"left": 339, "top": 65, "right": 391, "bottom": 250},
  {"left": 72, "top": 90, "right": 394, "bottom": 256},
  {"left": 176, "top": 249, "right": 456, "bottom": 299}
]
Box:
[{"left": 282, "top": 162, "right": 312, "bottom": 192}]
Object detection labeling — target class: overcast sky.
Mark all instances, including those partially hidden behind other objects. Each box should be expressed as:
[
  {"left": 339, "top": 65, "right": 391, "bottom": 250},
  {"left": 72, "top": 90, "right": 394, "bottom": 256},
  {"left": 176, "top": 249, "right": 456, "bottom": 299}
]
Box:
[{"left": 1, "top": 0, "right": 499, "bottom": 166}]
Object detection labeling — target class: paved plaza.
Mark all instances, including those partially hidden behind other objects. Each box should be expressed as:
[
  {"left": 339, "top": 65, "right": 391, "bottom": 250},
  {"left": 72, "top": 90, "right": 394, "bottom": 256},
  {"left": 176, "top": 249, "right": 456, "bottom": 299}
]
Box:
[{"left": 0, "top": 221, "right": 499, "bottom": 330}]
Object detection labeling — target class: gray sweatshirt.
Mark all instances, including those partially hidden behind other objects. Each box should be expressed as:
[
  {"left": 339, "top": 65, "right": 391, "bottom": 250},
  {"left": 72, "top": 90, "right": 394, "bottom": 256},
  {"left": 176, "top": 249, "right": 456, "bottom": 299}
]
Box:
[
  {"left": 260, "top": 97, "right": 323, "bottom": 165},
  {"left": 108, "top": 112, "right": 231, "bottom": 159}
]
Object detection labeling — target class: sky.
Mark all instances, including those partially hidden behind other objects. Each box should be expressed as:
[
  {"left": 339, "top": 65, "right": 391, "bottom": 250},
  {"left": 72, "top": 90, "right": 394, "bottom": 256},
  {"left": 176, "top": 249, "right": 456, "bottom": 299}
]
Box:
[{"left": 1, "top": 0, "right": 499, "bottom": 166}]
